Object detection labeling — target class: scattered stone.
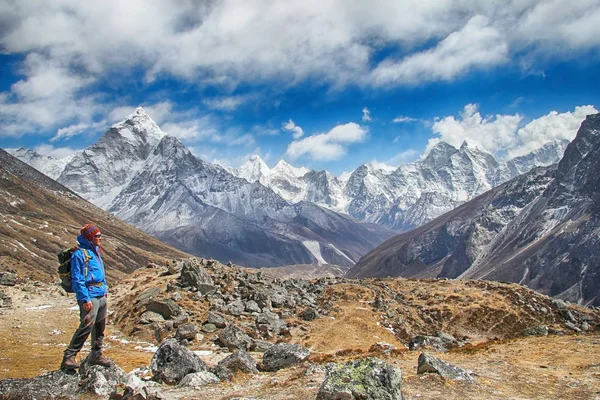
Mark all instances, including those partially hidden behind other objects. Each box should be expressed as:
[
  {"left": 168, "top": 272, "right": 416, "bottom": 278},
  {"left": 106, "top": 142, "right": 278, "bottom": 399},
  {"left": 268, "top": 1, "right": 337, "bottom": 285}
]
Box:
[
  {"left": 408, "top": 335, "right": 447, "bottom": 352},
  {"left": 0, "top": 272, "right": 18, "bottom": 286},
  {"left": 179, "top": 261, "right": 216, "bottom": 295},
  {"left": 150, "top": 338, "right": 208, "bottom": 384},
  {"left": 79, "top": 359, "right": 128, "bottom": 397},
  {"left": 262, "top": 343, "right": 310, "bottom": 371},
  {"left": 227, "top": 300, "right": 245, "bottom": 316},
  {"left": 213, "top": 350, "right": 259, "bottom": 381},
  {"left": 0, "top": 370, "right": 79, "bottom": 399},
  {"left": 145, "top": 299, "right": 182, "bottom": 320},
  {"left": 245, "top": 300, "right": 261, "bottom": 313},
  {"left": 206, "top": 311, "right": 227, "bottom": 328},
  {"left": 176, "top": 323, "right": 198, "bottom": 341},
  {"left": 369, "top": 342, "right": 396, "bottom": 354},
  {"left": 301, "top": 307, "right": 319, "bottom": 321},
  {"left": 202, "top": 323, "right": 218, "bottom": 333},
  {"left": 316, "top": 357, "right": 404, "bottom": 400},
  {"left": 135, "top": 287, "right": 162, "bottom": 308},
  {"left": 256, "top": 310, "right": 286, "bottom": 335},
  {"left": 139, "top": 311, "right": 165, "bottom": 324},
  {"left": 522, "top": 325, "right": 549, "bottom": 336},
  {"left": 417, "top": 353, "right": 475, "bottom": 382},
  {"left": 178, "top": 371, "right": 220, "bottom": 388},
  {"left": 218, "top": 325, "right": 254, "bottom": 351}
]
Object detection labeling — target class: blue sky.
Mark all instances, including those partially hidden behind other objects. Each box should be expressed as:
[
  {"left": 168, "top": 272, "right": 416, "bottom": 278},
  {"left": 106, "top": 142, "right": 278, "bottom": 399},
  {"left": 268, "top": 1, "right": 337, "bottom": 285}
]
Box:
[{"left": 1, "top": 1, "right": 599, "bottom": 175}]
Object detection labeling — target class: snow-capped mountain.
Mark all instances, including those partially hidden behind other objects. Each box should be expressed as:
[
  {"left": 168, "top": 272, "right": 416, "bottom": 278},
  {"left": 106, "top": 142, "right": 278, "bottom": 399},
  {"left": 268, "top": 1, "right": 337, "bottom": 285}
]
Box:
[
  {"left": 348, "top": 113, "right": 600, "bottom": 306},
  {"left": 14, "top": 107, "right": 393, "bottom": 268},
  {"left": 5, "top": 148, "right": 74, "bottom": 180},
  {"left": 231, "top": 141, "right": 567, "bottom": 233}
]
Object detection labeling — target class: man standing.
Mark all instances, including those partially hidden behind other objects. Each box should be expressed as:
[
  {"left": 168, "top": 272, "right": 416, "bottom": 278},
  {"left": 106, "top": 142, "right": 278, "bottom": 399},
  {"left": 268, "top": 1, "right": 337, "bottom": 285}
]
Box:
[{"left": 61, "top": 223, "right": 111, "bottom": 369}]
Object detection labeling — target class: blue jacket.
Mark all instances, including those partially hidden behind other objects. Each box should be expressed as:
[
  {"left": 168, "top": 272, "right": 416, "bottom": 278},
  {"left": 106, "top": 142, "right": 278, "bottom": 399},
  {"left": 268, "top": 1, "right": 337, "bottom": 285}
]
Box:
[{"left": 71, "top": 235, "right": 108, "bottom": 303}]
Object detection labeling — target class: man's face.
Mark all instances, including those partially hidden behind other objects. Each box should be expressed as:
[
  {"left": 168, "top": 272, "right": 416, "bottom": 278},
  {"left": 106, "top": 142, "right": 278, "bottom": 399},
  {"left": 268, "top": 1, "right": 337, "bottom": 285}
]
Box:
[{"left": 91, "top": 232, "right": 102, "bottom": 246}]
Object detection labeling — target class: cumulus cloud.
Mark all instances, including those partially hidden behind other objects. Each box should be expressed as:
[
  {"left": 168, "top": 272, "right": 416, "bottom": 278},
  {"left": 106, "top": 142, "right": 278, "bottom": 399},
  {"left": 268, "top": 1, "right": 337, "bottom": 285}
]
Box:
[
  {"left": 285, "top": 122, "right": 367, "bottom": 161},
  {"left": 362, "top": 107, "right": 372, "bottom": 121},
  {"left": 424, "top": 103, "right": 597, "bottom": 159},
  {"left": 371, "top": 16, "right": 508, "bottom": 86},
  {"left": 33, "top": 144, "right": 77, "bottom": 158},
  {"left": 1, "top": 1, "right": 600, "bottom": 137},
  {"left": 282, "top": 119, "right": 304, "bottom": 139},
  {"left": 509, "top": 105, "right": 598, "bottom": 157}
]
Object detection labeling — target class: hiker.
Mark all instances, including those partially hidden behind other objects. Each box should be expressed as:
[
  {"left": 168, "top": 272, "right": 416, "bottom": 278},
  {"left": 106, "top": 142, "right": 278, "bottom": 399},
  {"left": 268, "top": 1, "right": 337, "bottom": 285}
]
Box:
[{"left": 61, "top": 223, "right": 111, "bottom": 369}]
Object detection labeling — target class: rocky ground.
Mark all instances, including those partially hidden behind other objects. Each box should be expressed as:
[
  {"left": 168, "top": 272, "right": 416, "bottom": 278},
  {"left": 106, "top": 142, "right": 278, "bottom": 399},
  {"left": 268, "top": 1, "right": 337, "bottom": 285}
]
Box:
[{"left": 1, "top": 259, "right": 600, "bottom": 399}]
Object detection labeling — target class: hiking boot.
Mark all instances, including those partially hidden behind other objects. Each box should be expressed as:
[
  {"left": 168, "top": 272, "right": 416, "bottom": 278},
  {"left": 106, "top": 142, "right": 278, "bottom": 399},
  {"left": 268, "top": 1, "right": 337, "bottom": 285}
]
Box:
[
  {"left": 88, "top": 354, "right": 112, "bottom": 367},
  {"left": 61, "top": 356, "right": 80, "bottom": 369}
]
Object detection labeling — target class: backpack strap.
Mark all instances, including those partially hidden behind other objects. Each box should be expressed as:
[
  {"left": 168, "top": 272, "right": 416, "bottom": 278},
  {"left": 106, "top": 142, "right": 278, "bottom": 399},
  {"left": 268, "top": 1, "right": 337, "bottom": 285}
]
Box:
[{"left": 81, "top": 248, "right": 91, "bottom": 278}]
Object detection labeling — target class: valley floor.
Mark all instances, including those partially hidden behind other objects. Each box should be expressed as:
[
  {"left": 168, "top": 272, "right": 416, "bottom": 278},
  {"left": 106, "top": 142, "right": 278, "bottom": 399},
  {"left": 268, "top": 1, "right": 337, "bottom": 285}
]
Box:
[{"left": 1, "top": 283, "right": 599, "bottom": 399}]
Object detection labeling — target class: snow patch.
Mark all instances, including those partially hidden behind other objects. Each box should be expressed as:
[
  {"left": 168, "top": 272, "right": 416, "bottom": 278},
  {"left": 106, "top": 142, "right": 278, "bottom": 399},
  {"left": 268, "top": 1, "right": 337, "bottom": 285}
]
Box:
[{"left": 302, "top": 240, "right": 326, "bottom": 265}]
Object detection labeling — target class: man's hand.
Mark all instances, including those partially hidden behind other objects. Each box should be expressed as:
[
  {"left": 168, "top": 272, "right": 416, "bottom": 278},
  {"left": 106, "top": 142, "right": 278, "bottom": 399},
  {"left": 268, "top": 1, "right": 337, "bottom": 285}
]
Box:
[{"left": 83, "top": 301, "right": 93, "bottom": 312}]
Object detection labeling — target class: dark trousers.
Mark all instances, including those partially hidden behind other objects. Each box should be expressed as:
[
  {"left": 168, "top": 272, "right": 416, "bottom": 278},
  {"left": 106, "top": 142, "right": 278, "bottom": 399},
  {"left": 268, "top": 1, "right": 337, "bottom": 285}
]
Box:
[{"left": 64, "top": 295, "right": 107, "bottom": 358}]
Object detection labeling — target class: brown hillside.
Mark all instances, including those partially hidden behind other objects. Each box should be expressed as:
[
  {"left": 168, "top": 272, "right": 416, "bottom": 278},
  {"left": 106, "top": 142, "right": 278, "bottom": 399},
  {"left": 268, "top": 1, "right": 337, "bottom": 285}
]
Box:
[{"left": 0, "top": 149, "right": 189, "bottom": 282}]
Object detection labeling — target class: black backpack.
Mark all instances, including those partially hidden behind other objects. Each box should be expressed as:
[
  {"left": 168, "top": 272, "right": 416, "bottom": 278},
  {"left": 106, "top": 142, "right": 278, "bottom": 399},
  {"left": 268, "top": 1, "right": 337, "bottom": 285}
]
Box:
[{"left": 57, "top": 247, "right": 91, "bottom": 293}]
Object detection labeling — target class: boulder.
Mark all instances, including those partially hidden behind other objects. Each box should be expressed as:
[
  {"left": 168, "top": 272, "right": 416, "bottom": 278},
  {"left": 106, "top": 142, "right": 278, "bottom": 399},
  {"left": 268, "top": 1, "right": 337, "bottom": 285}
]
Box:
[
  {"left": 218, "top": 325, "right": 254, "bottom": 351},
  {"left": 417, "top": 353, "right": 475, "bottom": 382},
  {"left": 207, "top": 311, "right": 227, "bottom": 328},
  {"left": 145, "top": 299, "right": 182, "bottom": 320},
  {"left": 0, "top": 370, "right": 79, "bottom": 399},
  {"left": 256, "top": 310, "right": 286, "bottom": 335},
  {"left": 135, "top": 287, "right": 162, "bottom": 308},
  {"left": 301, "top": 307, "right": 319, "bottom": 321},
  {"left": 176, "top": 323, "right": 198, "bottom": 341},
  {"left": 521, "top": 325, "right": 549, "bottom": 336},
  {"left": 262, "top": 343, "right": 310, "bottom": 371},
  {"left": 139, "top": 311, "right": 165, "bottom": 324},
  {"left": 150, "top": 339, "right": 208, "bottom": 384},
  {"left": 179, "top": 261, "right": 215, "bottom": 291},
  {"left": 245, "top": 300, "right": 262, "bottom": 313},
  {"left": 316, "top": 357, "right": 404, "bottom": 400},
  {"left": 214, "top": 350, "right": 259, "bottom": 380},
  {"left": 178, "top": 371, "right": 220, "bottom": 388},
  {"left": 78, "top": 359, "right": 128, "bottom": 397},
  {"left": 0, "top": 272, "right": 18, "bottom": 286},
  {"left": 408, "top": 335, "right": 446, "bottom": 352}
]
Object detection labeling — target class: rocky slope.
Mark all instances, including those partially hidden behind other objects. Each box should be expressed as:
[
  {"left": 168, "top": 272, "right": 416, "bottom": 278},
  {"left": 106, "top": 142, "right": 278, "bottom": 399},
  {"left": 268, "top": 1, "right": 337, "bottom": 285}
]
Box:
[
  {"left": 1, "top": 258, "right": 599, "bottom": 399},
  {"left": 0, "top": 148, "right": 189, "bottom": 281},
  {"left": 348, "top": 114, "right": 600, "bottom": 306}
]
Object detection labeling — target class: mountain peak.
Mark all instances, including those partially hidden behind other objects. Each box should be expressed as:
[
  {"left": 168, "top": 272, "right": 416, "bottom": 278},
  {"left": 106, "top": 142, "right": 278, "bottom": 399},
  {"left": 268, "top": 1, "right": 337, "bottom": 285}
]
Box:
[
  {"left": 422, "top": 141, "right": 458, "bottom": 168},
  {"left": 237, "top": 155, "right": 271, "bottom": 183},
  {"left": 110, "top": 106, "right": 166, "bottom": 146},
  {"left": 273, "top": 159, "right": 310, "bottom": 177}
]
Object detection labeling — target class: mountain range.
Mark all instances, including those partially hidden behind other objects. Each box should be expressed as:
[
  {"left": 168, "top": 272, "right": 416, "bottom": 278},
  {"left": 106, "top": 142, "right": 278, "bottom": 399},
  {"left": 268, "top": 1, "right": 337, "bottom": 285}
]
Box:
[
  {"left": 7, "top": 107, "right": 568, "bottom": 269},
  {"left": 8, "top": 108, "right": 393, "bottom": 268},
  {"left": 348, "top": 112, "right": 600, "bottom": 306}
]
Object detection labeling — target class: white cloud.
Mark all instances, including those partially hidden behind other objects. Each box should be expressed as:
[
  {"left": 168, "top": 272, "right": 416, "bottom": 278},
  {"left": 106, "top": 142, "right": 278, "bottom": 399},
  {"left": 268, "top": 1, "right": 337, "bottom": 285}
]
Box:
[
  {"left": 1, "top": 1, "right": 600, "bottom": 136},
  {"left": 33, "top": 144, "right": 77, "bottom": 158},
  {"left": 388, "top": 149, "right": 420, "bottom": 166},
  {"left": 285, "top": 122, "right": 367, "bottom": 161},
  {"left": 362, "top": 107, "right": 372, "bottom": 121},
  {"left": 371, "top": 16, "right": 508, "bottom": 86},
  {"left": 509, "top": 105, "right": 598, "bottom": 157},
  {"left": 424, "top": 103, "right": 597, "bottom": 159},
  {"left": 52, "top": 121, "right": 105, "bottom": 142},
  {"left": 393, "top": 116, "right": 417, "bottom": 123},
  {"left": 282, "top": 119, "right": 304, "bottom": 139},
  {"left": 203, "top": 95, "right": 252, "bottom": 111},
  {"left": 161, "top": 116, "right": 219, "bottom": 141}
]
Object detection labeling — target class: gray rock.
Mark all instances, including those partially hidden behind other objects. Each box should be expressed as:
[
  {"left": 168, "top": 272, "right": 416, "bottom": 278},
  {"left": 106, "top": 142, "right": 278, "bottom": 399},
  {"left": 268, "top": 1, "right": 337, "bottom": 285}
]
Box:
[
  {"left": 227, "top": 300, "right": 245, "bottom": 316},
  {"left": 417, "top": 353, "right": 475, "bottom": 382},
  {"left": 271, "top": 293, "right": 286, "bottom": 308},
  {"left": 213, "top": 350, "right": 259, "bottom": 381},
  {"left": 262, "top": 343, "right": 310, "bottom": 371},
  {"left": 218, "top": 325, "right": 254, "bottom": 351},
  {"left": 202, "top": 323, "right": 218, "bottom": 333},
  {"left": 521, "top": 325, "right": 549, "bottom": 336},
  {"left": 79, "top": 360, "right": 128, "bottom": 397},
  {"left": 256, "top": 310, "right": 286, "bottom": 335},
  {"left": 176, "top": 323, "right": 198, "bottom": 341},
  {"left": 252, "top": 340, "right": 273, "bottom": 352},
  {"left": 0, "top": 272, "right": 18, "bottom": 286},
  {"left": 408, "top": 335, "right": 447, "bottom": 352},
  {"left": 0, "top": 370, "right": 79, "bottom": 399},
  {"left": 145, "top": 299, "right": 182, "bottom": 320},
  {"left": 136, "top": 287, "right": 162, "bottom": 306},
  {"left": 301, "top": 307, "right": 319, "bottom": 321},
  {"left": 316, "top": 357, "right": 404, "bottom": 400},
  {"left": 150, "top": 339, "right": 208, "bottom": 384},
  {"left": 178, "top": 371, "right": 220, "bottom": 388},
  {"left": 245, "top": 300, "right": 262, "bottom": 313},
  {"left": 179, "top": 261, "right": 215, "bottom": 290},
  {"left": 207, "top": 311, "right": 227, "bottom": 328},
  {"left": 139, "top": 311, "right": 165, "bottom": 324}
]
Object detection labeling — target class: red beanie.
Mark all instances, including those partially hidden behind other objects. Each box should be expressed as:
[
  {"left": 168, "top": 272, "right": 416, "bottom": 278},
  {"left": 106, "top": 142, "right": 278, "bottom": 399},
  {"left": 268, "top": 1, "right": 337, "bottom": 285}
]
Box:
[{"left": 80, "top": 223, "right": 100, "bottom": 240}]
